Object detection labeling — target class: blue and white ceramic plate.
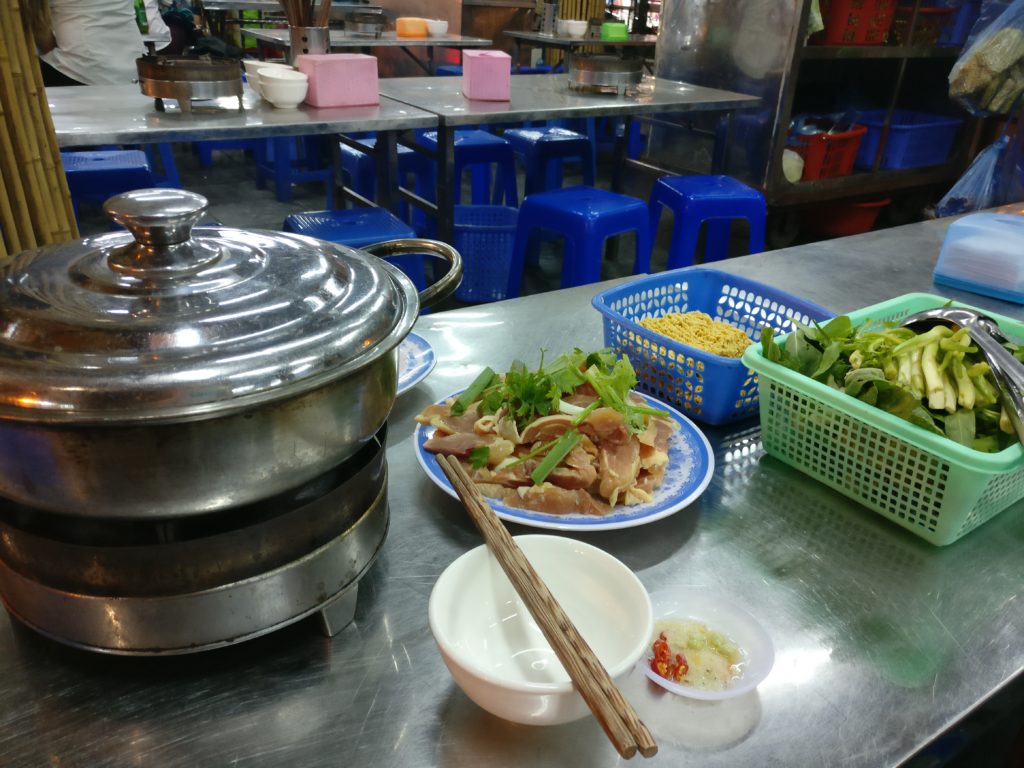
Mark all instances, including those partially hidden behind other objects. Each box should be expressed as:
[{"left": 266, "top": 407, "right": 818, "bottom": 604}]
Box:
[
  {"left": 414, "top": 390, "right": 714, "bottom": 531},
  {"left": 397, "top": 332, "right": 436, "bottom": 396}
]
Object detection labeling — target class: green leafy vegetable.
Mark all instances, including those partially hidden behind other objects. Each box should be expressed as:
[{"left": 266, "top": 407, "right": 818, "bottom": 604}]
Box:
[
  {"left": 452, "top": 367, "right": 497, "bottom": 417},
  {"left": 759, "top": 316, "right": 1020, "bottom": 453},
  {"left": 468, "top": 446, "right": 490, "bottom": 470}
]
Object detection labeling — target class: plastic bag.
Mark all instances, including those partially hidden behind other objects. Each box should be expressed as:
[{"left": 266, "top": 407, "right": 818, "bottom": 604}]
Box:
[
  {"left": 949, "top": 0, "right": 1024, "bottom": 115},
  {"left": 935, "top": 135, "right": 1010, "bottom": 216}
]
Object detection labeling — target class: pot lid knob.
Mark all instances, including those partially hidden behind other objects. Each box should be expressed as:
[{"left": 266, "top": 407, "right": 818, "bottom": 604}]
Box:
[{"left": 103, "top": 188, "right": 221, "bottom": 277}]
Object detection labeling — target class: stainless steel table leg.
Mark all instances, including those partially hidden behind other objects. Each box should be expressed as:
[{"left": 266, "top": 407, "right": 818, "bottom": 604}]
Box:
[
  {"left": 375, "top": 131, "right": 400, "bottom": 214},
  {"left": 317, "top": 586, "right": 358, "bottom": 637},
  {"left": 437, "top": 124, "right": 456, "bottom": 243}
]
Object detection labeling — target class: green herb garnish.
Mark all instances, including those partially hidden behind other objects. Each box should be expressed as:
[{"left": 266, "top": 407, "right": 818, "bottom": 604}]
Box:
[
  {"left": 468, "top": 446, "right": 490, "bottom": 470},
  {"left": 451, "top": 366, "right": 497, "bottom": 417}
]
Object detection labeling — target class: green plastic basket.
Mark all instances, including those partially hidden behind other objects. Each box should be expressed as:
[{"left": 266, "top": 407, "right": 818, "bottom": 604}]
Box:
[{"left": 741, "top": 292, "right": 1024, "bottom": 546}]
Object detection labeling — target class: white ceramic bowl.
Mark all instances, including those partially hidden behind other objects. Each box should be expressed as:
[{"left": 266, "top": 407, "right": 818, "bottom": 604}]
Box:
[
  {"left": 641, "top": 589, "right": 775, "bottom": 701},
  {"left": 259, "top": 68, "right": 308, "bottom": 109},
  {"left": 562, "top": 19, "right": 588, "bottom": 38},
  {"left": 242, "top": 60, "right": 291, "bottom": 96},
  {"left": 429, "top": 534, "right": 653, "bottom": 726},
  {"left": 425, "top": 19, "right": 448, "bottom": 37}
]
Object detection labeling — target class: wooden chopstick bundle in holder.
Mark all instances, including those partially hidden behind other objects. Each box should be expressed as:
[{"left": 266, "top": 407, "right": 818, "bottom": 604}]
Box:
[
  {"left": 436, "top": 455, "right": 657, "bottom": 760},
  {"left": 278, "top": 0, "right": 331, "bottom": 28}
]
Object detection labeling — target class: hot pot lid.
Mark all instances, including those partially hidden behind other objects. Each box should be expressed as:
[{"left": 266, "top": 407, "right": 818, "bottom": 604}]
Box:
[{"left": 0, "top": 188, "right": 418, "bottom": 424}]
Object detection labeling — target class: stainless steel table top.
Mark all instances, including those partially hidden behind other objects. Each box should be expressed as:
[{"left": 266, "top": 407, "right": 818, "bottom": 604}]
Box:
[
  {"left": 2, "top": 215, "right": 1023, "bottom": 767},
  {"left": 505, "top": 30, "right": 658, "bottom": 48},
  {"left": 47, "top": 85, "right": 437, "bottom": 147},
  {"left": 203, "top": 0, "right": 381, "bottom": 12},
  {"left": 378, "top": 73, "right": 760, "bottom": 126},
  {"left": 242, "top": 27, "right": 493, "bottom": 49}
]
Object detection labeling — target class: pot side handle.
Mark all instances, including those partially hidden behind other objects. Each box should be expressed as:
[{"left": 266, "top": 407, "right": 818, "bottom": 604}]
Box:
[{"left": 361, "top": 239, "right": 463, "bottom": 311}]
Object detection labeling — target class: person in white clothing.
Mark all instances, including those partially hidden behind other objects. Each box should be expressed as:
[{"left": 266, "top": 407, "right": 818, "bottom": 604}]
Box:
[{"left": 32, "top": 0, "right": 146, "bottom": 86}]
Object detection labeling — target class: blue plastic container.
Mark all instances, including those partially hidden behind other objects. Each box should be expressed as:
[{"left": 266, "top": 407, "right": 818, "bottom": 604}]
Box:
[
  {"left": 937, "top": 0, "right": 982, "bottom": 46},
  {"left": 452, "top": 205, "right": 518, "bottom": 303},
  {"left": 854, "top": 110, "right": 963, "bottom": 170},
  {"left": 591, "top": 268, "right": 833, "bottom": 425}
]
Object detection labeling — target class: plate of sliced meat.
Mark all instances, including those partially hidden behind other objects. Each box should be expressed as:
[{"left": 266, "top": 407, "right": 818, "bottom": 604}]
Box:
[
  {"left": 398, "top": 332, "right": 436, "bottom": 396},
  {"left": 414, "top": 386, "right": 714, "bottom": 532}
]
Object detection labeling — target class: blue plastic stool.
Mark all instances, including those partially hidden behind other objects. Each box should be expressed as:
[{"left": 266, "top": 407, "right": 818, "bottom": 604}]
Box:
[
  {"left": 281, "top": 208, "right": 426, "bottom": 289},
  {"left": 502, "top": 126, "right": 595, "bottom": 196},
  {"left": 338, "top": 138, "right": 434, "bottom": 220},
  {"left": 255, "top": 135, "right": 334, "bottom": 206},
  {"left": 649, "top": 175, "right": 766, "bottom": 270},
  {"left": 434, "top": 65, "right": 462, "bottom": 76},
  {"left": 418, "top": 130, "right": 518, "bottom": 207},
  {"left": 61, "top": 150, "right": 154, "bottom": 215},
  {"left": 142, "top": 143, "right": 181, "bottom": 187},
  {"left": 508, "top": 186, "right": 652, "bottom": 297}
]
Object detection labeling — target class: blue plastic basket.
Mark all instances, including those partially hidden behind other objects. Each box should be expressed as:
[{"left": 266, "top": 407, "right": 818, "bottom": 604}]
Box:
[
  {"left": 452, "top": 205, "right": 518, "bottom": 303},
  {"left": 854, "top": 110, "right": 963, "bottom": 170},
  {"left": 591, "top": 268, "right": 834, "bottom": 425}
]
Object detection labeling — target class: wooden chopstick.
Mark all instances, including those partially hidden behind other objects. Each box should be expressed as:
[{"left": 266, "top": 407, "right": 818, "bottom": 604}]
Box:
[
  {"left": 436, "top": 455, "right": 657, "bottom": 760},
  {"left": 315, "top": 0, "right": 332, "bottom": 29}
]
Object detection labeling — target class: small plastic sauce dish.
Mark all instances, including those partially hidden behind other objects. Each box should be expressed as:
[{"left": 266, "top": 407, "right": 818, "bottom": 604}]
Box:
[{"left": 641, "top": 588, "right": 774, "bottom": 701}]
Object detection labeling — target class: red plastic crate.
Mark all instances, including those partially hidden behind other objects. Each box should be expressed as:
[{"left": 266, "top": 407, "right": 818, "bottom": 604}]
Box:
[
  {"left": 812, "top": 0, "right": 898, "bottom": 45},
  {"left": 808, "top": 198, "right": 890, "bottom": 237},
  {"left": 790, "top": 124, "right": 868, "bottom": 180}
]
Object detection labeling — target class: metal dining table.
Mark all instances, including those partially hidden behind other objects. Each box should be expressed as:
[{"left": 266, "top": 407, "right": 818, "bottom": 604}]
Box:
[
  {"left": 504, "top": 30, "right": 658, "bottom": 71},
  {"left": 377, "top": 73, "right": 760, "bottom": 242},
  {"left": 1, "top": 214, "right": 1022, "bottom": 767},
  {"left": 241, "top": 28, "right": 494, "bottom": 75},
  {"left": 46, "top": 84, "right": 438, "bottom": 211}
]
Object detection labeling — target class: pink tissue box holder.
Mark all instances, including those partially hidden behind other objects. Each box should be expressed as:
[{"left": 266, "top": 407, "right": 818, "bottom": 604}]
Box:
[
  {"left": 296, "top": 53, "right": 379, "bottom": 107},
  {"left": 462, "top": 50, "right": 511, "bottom": 101}
]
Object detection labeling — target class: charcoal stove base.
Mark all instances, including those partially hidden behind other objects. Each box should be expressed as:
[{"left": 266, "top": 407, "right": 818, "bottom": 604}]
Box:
[{"left": 0, "top": 428, "right": 389, "bottom": 655}]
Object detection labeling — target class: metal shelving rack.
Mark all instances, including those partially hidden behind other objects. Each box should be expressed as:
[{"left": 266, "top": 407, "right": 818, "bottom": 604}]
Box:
[
  {"left": 651, "top": 0, "right": 975, "bottom": 243},
  {"left": 764, "top": 0, "right": 973, "bottom": 210}
]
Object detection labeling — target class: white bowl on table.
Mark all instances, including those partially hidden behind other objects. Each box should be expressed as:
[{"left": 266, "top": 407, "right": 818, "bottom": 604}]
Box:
[
  {"left": 259, "top": 68, "right": 309, "bottom": 109},
  {"left": 242, "top": 60, "right": 292, "bottom": 97},
  {"left": 425, "top": 19, "right": 449, "bottom": 37},
  {"left": 561, "top": 19, "right": 588, "bottom": 38},
  {"left": 428, "top": 534, "right": 653, "bottom": 726}
]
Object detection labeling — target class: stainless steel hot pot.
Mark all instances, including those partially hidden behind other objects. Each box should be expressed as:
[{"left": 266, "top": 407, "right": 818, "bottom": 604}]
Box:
[{"left": 0, "top": 188, "right": 461, "bottom": 518}]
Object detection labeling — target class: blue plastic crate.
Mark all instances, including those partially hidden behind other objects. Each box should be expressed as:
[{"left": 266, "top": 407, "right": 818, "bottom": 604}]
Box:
[
  {"left": 452, "top": 205, "right": 518, "bottom": 303},
  {"left": 591, "top": 268, "right": 833, "bottom": 425},
  {"left": 854, "top": 110, "right": 963, "bottom": 170}
]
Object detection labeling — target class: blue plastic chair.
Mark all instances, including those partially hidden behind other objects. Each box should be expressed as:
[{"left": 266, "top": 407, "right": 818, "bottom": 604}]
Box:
[
  {"left": 418, "top": 130, "right": 518, "bottom": 207},
  {"left": 282, "top": 207, "right": 426, "bottom": 289},
  {"left": 648, "top": 175, "right": 766, "bottom": 270},
  {"left": 61, "top": 149, "right": 154, "bottom": 217},
  {"left": 502, "top": 126, "right": 595, "bottom": 196},
  {"left": 507, "top": 185, "right": 652, "bottom": 297},
  {"left": 255, "top": 135, "right": 334, "bottom": 206}
]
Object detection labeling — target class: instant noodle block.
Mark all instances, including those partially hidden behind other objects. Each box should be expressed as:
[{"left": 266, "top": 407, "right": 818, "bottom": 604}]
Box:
[
  {"left": 462, "top": 50, "right": 511, "bottom": 101},
  {"left": 591, "top": 268, "right": 832, "bottom": 425},
  {"left": 296, "top": 54, "right": 379, "bottom": 107},
  {"left": 742, "top": 292, "right": 1024, "bottom": 546}
]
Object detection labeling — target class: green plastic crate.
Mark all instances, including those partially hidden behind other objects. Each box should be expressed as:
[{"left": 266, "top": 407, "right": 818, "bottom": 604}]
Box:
[{"left": 741, "top": 292, "right": 1024, "bottom": 546}]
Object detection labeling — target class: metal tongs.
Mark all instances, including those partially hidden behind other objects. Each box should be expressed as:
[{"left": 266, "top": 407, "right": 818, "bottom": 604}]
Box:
[{"left": 901, "top": 306, "right": 1024, "bottom": 446}]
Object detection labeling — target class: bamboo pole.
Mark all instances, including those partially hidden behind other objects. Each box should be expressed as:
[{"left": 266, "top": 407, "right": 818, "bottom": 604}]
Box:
[
  {"left": 0, "top": 5, "right": 55, "bottom": 246},
  {"left": 0, "top": 0, "right": 78, "bottom": 254},
  {"left": 0, "top": 166, "right": 19, "bottom": 259},
  {"left": 12, "top": 0, "right": 75, "bottom": 240},
  {"left": 0, "top": 84, "right": 37, "bottom": 253}
]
